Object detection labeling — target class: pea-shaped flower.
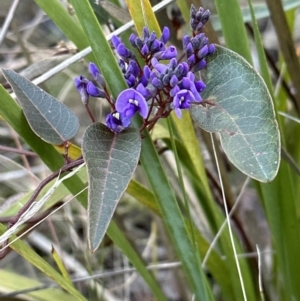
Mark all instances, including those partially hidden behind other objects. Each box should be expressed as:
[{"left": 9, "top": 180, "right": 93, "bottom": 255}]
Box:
[
  {"left": 172, "top": 89, "right": 197, "bottom": 118},
  {"left": 106, "top": 111, "right": 131, "bottom": 133},
  {"left": 115, "top": 88, "right": 149, "bottom": 119}
]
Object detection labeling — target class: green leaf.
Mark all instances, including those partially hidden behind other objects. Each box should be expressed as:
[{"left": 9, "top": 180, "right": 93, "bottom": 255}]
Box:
[
  {"left": 107, "top": 221, "right": 169, "bottom": 301},
  {"left": 211, "top": 0, "right": 300, "bottom": 31},
  {"left": 214, "top": 0, "right": 252, "bottom": 63},
  {"left": 82, "top": 123, "right": 141, "bottom": 251},
  {"left": 51, "top": 246, "right": 72, "bottom": 283},
  {"left": 190, "top": 45, "right": 280, "bottom": 182},
  {"left": 2, "top": 68, "right": 79, "bottom": 145},
  {"left": 0, "top": 224, "right": 88, "bottom": 301},
  {"left": 125, "top": 0, "right": 160, "bottom": 35},
  {"left": 70, "top": 0, "right": 127, "bottom": 99},
  {"left": 0, "top": 269, "right": 76, "bottom": 301}
]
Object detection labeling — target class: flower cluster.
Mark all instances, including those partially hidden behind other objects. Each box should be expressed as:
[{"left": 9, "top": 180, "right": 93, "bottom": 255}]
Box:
[{"left": 75, "top": 5, "right": 215, "bottom": 133}]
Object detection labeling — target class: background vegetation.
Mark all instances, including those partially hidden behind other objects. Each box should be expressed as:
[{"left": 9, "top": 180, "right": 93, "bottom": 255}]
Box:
[{"left": 0, "top": 0, "right": 300, "bottom": 300}]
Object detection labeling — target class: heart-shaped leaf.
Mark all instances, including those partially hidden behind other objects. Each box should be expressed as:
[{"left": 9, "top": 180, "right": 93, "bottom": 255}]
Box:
[
  {"left": 190, "top": 45, "right": 280, "bottom": 182},
  {"left": 2, "top": 68, "right": 79, "bottom": 145},
  {"left": 82, "top": 123, "right": 141, "bottom": 252}
]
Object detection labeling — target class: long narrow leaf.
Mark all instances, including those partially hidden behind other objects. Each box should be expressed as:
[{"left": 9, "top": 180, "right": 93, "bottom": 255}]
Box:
[
  {"left": 0, "top": 224, "right": 88, "bottom": 301},
  {"left": 70, "top": 0, "right": 127, "bottom": 98},
  {"left": 248, "top": 1, "right": 300, "bottom": 299},
  {"left": 214, "top": 0, "right": 252, "bottom": 63}
]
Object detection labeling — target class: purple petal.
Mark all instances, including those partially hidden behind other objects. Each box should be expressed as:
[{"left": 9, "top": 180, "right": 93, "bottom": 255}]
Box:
[
  {"left": 152, "top": 77, "right": 163, "bottom": 89},
  {"left": 87, "top": 82, "right": 105, "bottom": 97},
  {"left": 136, "top": 83, "right": 152, "bottom": 99},
  {"left": 111, "top": 35, "right": 121, "bottom": 48},
  {"left": 193, "top": 59, "right": 207, "bottom": 72},
  {"left": 129, "top": 33, "right": 137, "bottom": 47},
  {"left": 187, "top": 72, "right": 195, "bottom": 82},
  {"left": 148, "top": 32, "right": 156, "bottom": 43},
  {"left": 170, "top": 75, "right": 178, "bottom": 87},
  {"left": 89, "top": 63, "right": 100, "bottom": 79},
  {"left": 150, "top": 39, "right": 160, "bottom": 52},
  {"left": 169, "top": 58, "right": 178, "bottom": 70},
  {"left": 143, "top": 66, "right": 151, "bottom": 80},
  {"left": 175, "top": 108, "right": 182, "bottom": 118},
  {"left": 181, "top": 78, "right": 191, "bottom": 90},
  {"left": 195, "top": 80, "right": 206, "bottom": 92},
  {"left": 185, "top": 43, "right": 194, "bottom": 57},
  {"left": 135, "top": 37, "right": 143, "bottom": 49},
  {"left": 170, "top": 85, "right": 180, "bottom": 97},
  {"left": 142, "top": 27, "right": 150, "bottom": 39},
  {"left": 152, "top": 59, "right": 168, "bottom": 73},
  {"left": 160, "top": 27, "right": 170, "bottom": 44},
  {"left": 116, "top": 88, "right": 148, "bottom": 119},
  {"left": 182, "top": 35, "right": 191, "bottom": 49},
  {"left": 106, "top": 111, "right": 130, "bottom": 133},
  {"left": 208, "top": 44, "right": 216, "bottom": 54},
  {"left": 187, "top": 54, "right": 196, "bottom": 66},
  {"left": 173, "top": 90, "right": 194, "bottom": 113},
  {"left": 197, "top": 45, "right": 209, "bottom": 60},
  {"left": 160, "top": 46, "right": 177, "bottom": 60},
  {"left": 117, "top": 43, "right": 129, "bottom": 57},
  {"left": 141, "top": 44, "right": 149, "bottom": 56},
  {"left": 74, "top": 76, "right": 88, "bottom": 90}
]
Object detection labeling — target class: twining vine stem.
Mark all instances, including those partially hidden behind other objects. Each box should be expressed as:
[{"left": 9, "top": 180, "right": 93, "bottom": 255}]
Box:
[{"left": 0, "top": 157, "right": 85, "bottom": 259}]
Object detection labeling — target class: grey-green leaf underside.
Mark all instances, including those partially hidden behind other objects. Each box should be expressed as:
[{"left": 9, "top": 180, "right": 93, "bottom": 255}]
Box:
[
  {"left": 82, "top": 123, "right": 141, "bottom": 252},
  {"left": 190, "top": 45, "right": 280, "bottom": 182},
  {"left": 2, "top": 68, "right": 79, "bottom": 145}
]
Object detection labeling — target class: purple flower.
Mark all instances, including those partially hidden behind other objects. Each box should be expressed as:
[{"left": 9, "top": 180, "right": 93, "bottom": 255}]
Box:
[
  {"left": 136, "top": 83, "right": 152, "bottom": 99},
  {"left": 129, "top": 33, "right": 136, "bottom": 47},
  {"left": 195, "top": 80, "right": 206, "bottom": 92},
  {"left": 193, "top": 59, "right": 207, "bottom": 72},
  {"left": 208, "top": 44, "right": 216, "bottom": 54},
  {"left": 182, "top": 35, "right": 191, "bottom": 48},
  {"left": 74, "top": 76, "right": 89, "bottom": 105},
  {"left": 170, "top": 75, "right": 178, "bottom": 87},
  {"left": 197, "top": 45, "right": 208, "bottom": 60},
  {"left": 142, "top": 27, "right": 150, "bottom": 39},
  {"left": 187, "top": 54, "right": 196, "bottom": 65},
  {"left": 89, "top": 63, "right": 106, "bottom": 87},
  {"left": 115, "top": 88, "right": 148, "bottom": 119},
  {"left": 106, "top": 111, "right": 131, "bottom": 133},
  {"left": 185, "top": 43, "right": 194, "bottom": 57},
  {"left": 160, "top": 27, "right": 170, "bottom": 44},
  {"left": 117, "top": 43, "right": 135, "bottom": 59},
  {"left": 111, "top": 35, "right": 122, "bottom": 48},
  {"left": 150, "top": 39, "right": 160, "bottom": 52},
  {"left": 75, "top": 75, "right": 106, "bottom": 103},
  {"left": 86, "top": 82, "right": 106, "bottom": 98},
  {"left": 154, "top": 46, "right": 177, "bottom": 60},
  {"left": 141, "top": 44, "right": 150, "bottom": 57},
  {"left": 172, "top": 90, "right": 196, "bottom": 118},
  {"left": 190, "top": 5, "right": 211, "bottom": 33},
  {"left": 143, "top": 66, "right": 151, "bottom": 81}
]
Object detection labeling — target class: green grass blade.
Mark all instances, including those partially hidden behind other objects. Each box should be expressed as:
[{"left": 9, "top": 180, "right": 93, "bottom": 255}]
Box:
[
  {"left": 70, "top": 0, "right": 127, "bottom": 98},
  {"left": 214, "top": 0, "right": 252, "bottom": 63},
  {"left": 0, "top": 85, "right": 88, "bottom": 207},
  {"left": 126, "top": 1, "right": 213, "bottom": 298},
  {"left": 248, "top": 1, "right": 300, "bottom": 299},
  {"left": 0, "top": 269, "right": 77, "bottom": 301},
  {"left": 138, "top": 126, "right": 212, "bottom": 300},
  {"left": 107, "top": 221, "right": 168, "bottom": 301},
  {"left": 125, "top": 0, "right": 160, "bottom": 35},
  {"left": 33, "top": 0, "right": 95, "bottom": 62},
  {"left": 60, "top": 1, "right": 170, "bottom": 298},
  {"left": 0, "top": 224, "right": 88, "bottom": 301},
  {"left": 127, "top": 179, "right": 235, "bottom": 300}
]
